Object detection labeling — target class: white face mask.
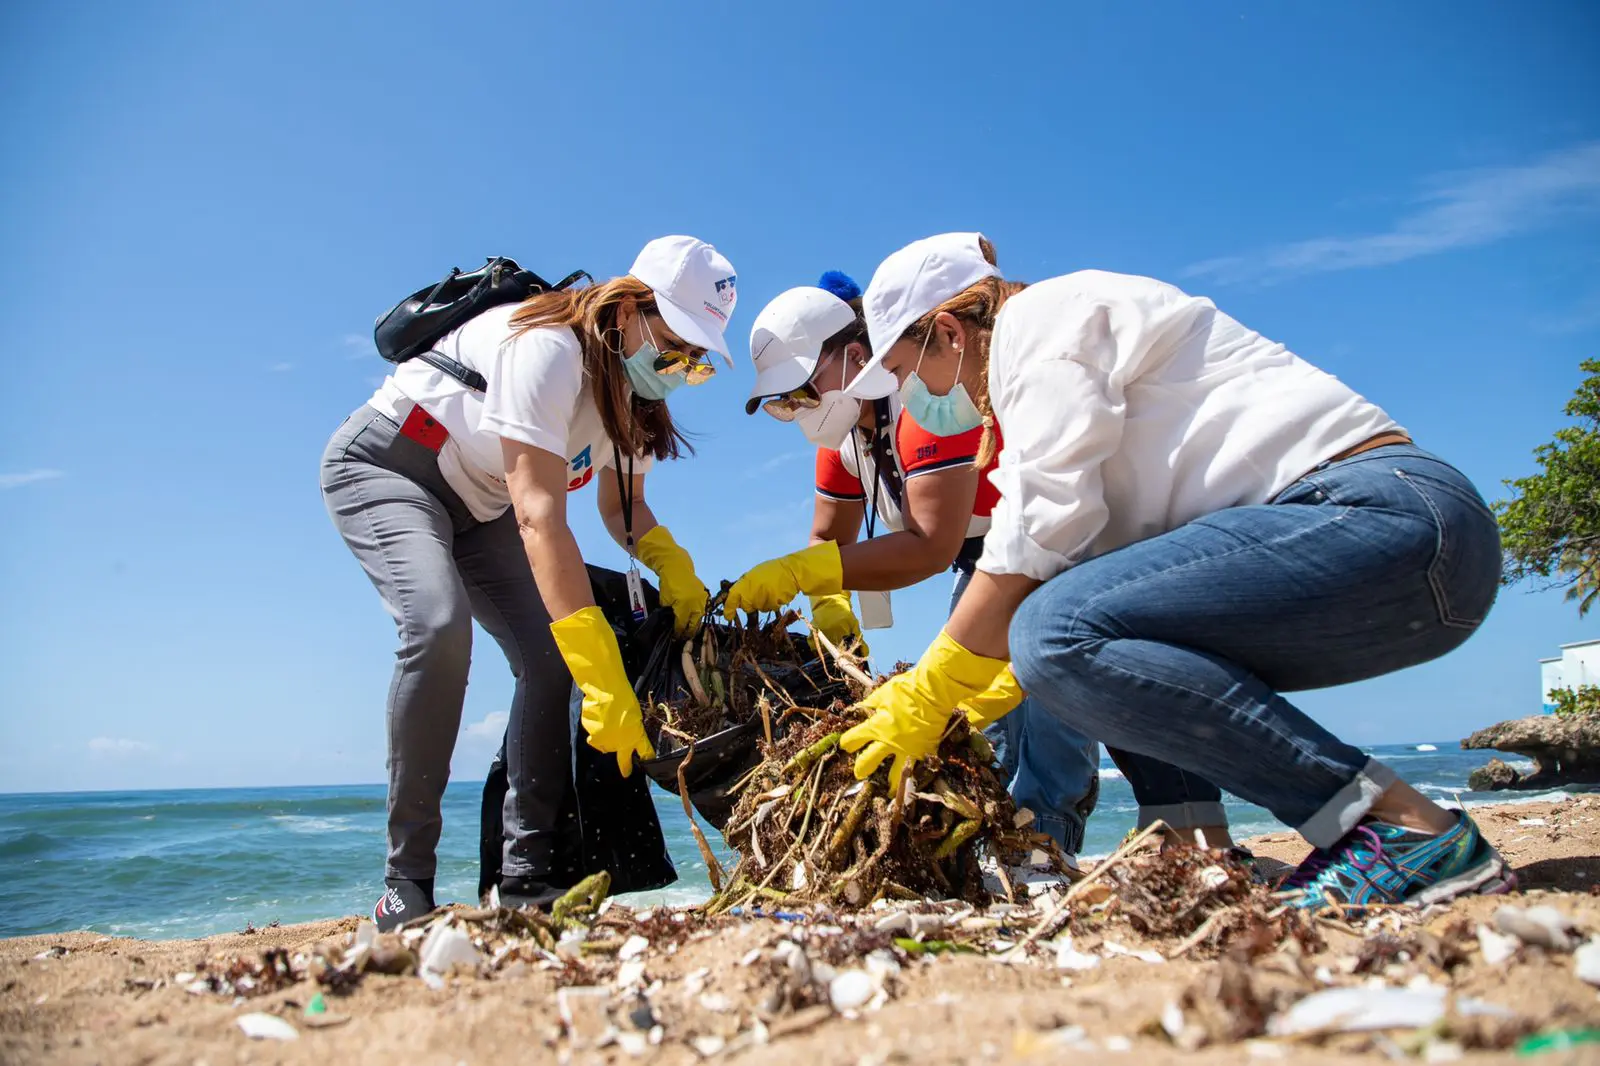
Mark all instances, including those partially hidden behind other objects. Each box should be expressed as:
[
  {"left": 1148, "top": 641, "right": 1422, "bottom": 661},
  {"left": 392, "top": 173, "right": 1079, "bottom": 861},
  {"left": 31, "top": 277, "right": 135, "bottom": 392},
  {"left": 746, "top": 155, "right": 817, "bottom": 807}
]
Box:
[{"left": 795, "top": 355, "right": 861, "bottom": 448}]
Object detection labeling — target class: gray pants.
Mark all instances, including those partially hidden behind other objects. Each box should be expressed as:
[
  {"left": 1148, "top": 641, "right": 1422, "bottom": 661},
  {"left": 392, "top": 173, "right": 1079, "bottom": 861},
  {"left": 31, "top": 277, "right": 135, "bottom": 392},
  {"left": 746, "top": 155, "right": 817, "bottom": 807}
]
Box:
[{"left": 320, "top": 405, "right": 573, "bottom": 881}]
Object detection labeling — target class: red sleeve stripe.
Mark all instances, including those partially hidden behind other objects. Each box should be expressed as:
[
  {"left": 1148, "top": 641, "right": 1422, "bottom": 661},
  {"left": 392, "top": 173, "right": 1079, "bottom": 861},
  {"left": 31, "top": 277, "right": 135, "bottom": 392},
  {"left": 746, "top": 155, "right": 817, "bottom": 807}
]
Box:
[
  {"left": 903, "top": 455, "right": 977, "bottom": 479},
  {"left": 816, "top": 487, "right": 866, "bottom": 502}
]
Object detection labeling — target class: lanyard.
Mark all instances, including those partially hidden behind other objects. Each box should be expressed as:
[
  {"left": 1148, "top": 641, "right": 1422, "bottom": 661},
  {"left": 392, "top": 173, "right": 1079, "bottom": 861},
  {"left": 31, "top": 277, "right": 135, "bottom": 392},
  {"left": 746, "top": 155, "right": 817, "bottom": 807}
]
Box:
[
  {"left": 855, "top": 399, "right": 899, "bottom": 540},
  {"left": 612, "top": 443, "right": 647, "bottom": 622}
]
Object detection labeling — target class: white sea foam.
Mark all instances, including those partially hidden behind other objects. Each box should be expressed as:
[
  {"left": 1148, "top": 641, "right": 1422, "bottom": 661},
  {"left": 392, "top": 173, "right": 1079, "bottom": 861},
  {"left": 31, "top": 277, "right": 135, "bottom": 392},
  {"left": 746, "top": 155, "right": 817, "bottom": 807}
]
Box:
[{"left": 269, "top": 815, "right": 356, "bottom": 834}]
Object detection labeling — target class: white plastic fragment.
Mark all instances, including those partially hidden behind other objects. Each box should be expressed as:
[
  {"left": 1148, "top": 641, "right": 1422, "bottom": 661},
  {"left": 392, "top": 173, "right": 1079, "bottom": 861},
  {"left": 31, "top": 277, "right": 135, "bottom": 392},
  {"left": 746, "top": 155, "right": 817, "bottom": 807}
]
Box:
[
  {"left": 864, "top": 949, "right": 901, "bottom": 981},
  {"left": 236, "top": 1013, "right": 299, "bottom": 1041},
  {"left": 738, "top": 948, "right": 762, "bottom": 967},
  {"left": 618, "top": 935, "right": 650, "bottom": 961},
  {"left": 353, "top": 920, "right": 377, "bottom": 950},
  {"left": 419, "top": 924, "right": 482, "bottom": 985},
  {"left": 1052, "top": 936, "right": 1101, "bottom": 972},
  {"left": 829, "top": 969, "right": 877, "bottom": 1012},
  {"left": 1101, "top": 940, "right": 1165, "bottom": 964},
  {"left": 683, "top": 966, "right": 710, "bottom": 997},
  {"left": 1160, "top": 1002, "right": 1185, "bottom": 1040},
  {"left": 1197, "top": 865, "right": 1231, "bottom": 890},
  {"left": 616, "top": 1030, "right": 650, "bottom": 1057},
  {"left": 1268, "top": 987, "right": 1450, "bottom": 1036},
  {"left": 615, "top": 958, "right": 647, "bottom": 989},
  {"left": 1494, "top": 905, "right": 1578, "bottom": 952},
  {"left": 690, "top": 1034, "right": 726, "bottom": 1057},
  {"left": 1518, "top": 817, "right": 1547, "bottom": 827},
  {"left": 1475, "top": 923, "right": 1519, "bottom": 966},
  {"left": 1574, "top": 939, "right": 1600, "bottom": 987}
]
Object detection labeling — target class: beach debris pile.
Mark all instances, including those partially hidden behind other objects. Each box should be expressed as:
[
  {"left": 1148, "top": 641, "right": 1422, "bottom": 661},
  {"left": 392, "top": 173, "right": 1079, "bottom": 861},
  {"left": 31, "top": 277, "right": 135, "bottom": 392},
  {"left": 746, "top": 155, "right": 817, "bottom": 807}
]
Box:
[
  {"left": 638, "top": 606, "right": 856, "bottom": 757},
  {"left": 711, "top": 702, "right": 1065, "bottom": 912},
  {"left": 157, "top": 812, "right": 1600, "bottom": 1060}
]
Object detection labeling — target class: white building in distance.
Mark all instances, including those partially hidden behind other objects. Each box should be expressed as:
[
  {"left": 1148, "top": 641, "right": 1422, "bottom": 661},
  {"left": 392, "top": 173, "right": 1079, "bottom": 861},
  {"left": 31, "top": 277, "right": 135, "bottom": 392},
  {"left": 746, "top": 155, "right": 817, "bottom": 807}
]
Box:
[{"left": 1540, "top": 638, "right": 1600, "bottom": 713}]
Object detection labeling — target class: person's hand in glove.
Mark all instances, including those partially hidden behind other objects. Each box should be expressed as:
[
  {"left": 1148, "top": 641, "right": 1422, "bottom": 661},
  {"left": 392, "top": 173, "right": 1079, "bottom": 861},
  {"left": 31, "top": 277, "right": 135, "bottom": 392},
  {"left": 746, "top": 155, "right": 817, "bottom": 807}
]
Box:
[
  {"left": 724, "top": 541, "right": 842, "bottom": 619},
  {"left": 808, "top": 591, "right": 868, "bottom": 656},
  {"left": 840, "top": 629, "right": 1008, "bottom": 789},
  {"left": 549, "top": 606, "right": 655, "bottom": 777},
  {"left": 635, "top": 525, "right": 708, "bottom": 637},
  {"left": 957, "top": 665, "right": 1023, "bottom": 728}
]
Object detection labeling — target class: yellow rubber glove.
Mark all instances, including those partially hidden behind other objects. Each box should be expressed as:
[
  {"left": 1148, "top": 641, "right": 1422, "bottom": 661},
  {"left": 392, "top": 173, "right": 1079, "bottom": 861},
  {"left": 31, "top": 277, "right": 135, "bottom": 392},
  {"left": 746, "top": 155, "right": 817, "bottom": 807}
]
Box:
[
  {"left": 549, "top": 606, "right": 655, "bottom": 777},
  {"left": 840, "top": 629, "right": 1008, "bottom": 790},
  {"left": 808, "top": 592, "right": 868, "bottom": 656},
  {"left": 635, "top": 525, "right": 708, "bottom": 637},
  {"left": 958, "top": 665, "right": 1024, "bottom": 729},
  {"left": 724, "top": 541, "right": 843, "bottom": 619}
]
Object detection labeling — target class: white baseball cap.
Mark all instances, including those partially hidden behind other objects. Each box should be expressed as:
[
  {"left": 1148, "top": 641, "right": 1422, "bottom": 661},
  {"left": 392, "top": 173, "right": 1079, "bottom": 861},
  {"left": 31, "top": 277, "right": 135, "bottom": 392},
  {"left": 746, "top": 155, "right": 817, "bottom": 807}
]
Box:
[
  {"left": 744, "top": 287, "right": 898, "bottom": 414},
  {"left": 629, "top": 235, "right": 738, "bottom": 362},
  {"left": 846, "top": 232, "right": 1000, "bottom": 399}
]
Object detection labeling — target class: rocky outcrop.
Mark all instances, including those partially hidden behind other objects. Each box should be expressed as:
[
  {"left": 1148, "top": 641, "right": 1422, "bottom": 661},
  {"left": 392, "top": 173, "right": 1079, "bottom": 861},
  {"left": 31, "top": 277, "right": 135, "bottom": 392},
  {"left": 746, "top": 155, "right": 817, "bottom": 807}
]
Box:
[{"left": 1462, "top": 714, "right": 1600, "bottom": 791}]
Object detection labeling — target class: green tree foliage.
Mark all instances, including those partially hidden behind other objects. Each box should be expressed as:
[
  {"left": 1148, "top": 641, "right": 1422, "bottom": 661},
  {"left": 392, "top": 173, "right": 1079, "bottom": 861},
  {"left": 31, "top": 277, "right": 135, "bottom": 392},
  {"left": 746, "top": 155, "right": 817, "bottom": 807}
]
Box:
[
  {"left": 1495, "top": 358, "right": 1600, "bottom": 615},
  {"left": 1548, "top": 684, "right": 1600, "bottom": 718}
]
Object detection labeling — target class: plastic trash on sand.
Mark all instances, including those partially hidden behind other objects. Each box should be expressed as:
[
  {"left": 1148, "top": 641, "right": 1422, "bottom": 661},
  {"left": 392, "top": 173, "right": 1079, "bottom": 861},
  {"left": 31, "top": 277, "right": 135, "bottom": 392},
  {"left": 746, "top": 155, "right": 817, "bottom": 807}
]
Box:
[
  {"left": 1267, "top": 986, "right": 1513, "bottom": 1037},
  {"left": 237, "top": 1013, "right": 299, "bottom": 1041},
  {"left": 418, "top": 923, "right": 483, "bottom": 989}
]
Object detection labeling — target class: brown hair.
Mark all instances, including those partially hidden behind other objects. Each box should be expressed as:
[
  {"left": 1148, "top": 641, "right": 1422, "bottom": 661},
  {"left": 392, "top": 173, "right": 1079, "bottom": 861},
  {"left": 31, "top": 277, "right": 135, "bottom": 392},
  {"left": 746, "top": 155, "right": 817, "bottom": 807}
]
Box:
[
  {"left": 899, "top": 237, "right": 1026, "bottom": 467},
  {"left": 507, "top": 276, "right": 691, "bottom": 462}
]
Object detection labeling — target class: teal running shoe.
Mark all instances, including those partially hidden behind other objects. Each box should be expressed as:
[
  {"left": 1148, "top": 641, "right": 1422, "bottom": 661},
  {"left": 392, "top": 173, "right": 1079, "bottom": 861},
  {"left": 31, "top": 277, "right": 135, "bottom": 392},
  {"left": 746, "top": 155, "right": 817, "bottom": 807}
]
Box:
[{"left": 1281, "top": 811, "right": 1516, "bottom": 911}]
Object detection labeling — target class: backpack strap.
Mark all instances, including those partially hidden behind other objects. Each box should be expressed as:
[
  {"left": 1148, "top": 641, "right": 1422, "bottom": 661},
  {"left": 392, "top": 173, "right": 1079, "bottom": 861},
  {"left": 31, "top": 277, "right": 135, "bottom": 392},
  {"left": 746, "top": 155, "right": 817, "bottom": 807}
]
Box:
[{"left": 418, "top": 350, "right": 488, "bottom": 392}]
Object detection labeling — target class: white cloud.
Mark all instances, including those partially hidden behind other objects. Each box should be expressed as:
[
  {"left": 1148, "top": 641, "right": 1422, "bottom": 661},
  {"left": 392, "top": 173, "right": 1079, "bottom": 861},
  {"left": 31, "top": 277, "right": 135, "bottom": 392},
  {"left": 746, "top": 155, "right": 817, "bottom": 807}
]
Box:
[
  {"left": 88, "top": 736, "right": 156, "bottom": 757},
  {"left": 1184, "top": 142, "right": 1600, "bottom": 286},
  {"left": 0, "top": 469, "right": 66, "bottom": 490},
  {"left": 344, "top": 334, "right": 373, "bottom": 360},
  {"left": 268, "top": 362, "right": 295, "bottom": 373},
  {"left": 464, "top": 711, "right": 509, "bottom": 740}
]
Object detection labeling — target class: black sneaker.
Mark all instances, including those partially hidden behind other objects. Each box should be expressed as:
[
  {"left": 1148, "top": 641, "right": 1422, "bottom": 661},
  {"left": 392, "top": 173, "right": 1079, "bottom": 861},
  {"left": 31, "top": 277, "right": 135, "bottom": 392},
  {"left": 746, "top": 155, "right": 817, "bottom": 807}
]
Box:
[
  {"left": 497, "top": 876, "right": 564, "bottom": 911},
  {"left": 373, "top": 877, "right": 435, "bottom": 932}
]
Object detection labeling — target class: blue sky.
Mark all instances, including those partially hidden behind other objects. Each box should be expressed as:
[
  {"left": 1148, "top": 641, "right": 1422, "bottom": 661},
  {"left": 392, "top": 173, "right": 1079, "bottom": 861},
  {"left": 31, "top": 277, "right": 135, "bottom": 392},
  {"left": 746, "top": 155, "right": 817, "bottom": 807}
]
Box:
[{"left": 2, "top": 2, "right": 1597, "bottom": 793}]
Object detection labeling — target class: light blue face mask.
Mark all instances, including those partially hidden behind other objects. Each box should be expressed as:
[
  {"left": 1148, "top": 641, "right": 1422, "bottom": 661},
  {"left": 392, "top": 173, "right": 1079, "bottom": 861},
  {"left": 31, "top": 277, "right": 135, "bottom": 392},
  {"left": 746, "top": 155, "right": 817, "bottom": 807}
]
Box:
[
  {"left": 621, "top": 319, "right": 685, "bottom": 402},
  {"left": 900, "top": 331, "right": 983, "bottom": 437}
]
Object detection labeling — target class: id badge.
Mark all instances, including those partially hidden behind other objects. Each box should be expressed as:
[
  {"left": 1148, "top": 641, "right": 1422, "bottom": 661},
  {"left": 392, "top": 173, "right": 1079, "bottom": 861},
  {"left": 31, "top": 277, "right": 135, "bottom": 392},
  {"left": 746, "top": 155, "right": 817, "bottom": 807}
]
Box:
[
  {"left": 625, "top": 561, "right": 648, "bottom": 623},
  {"left": 858, "top": 589, "right": 893, "bottom": 630}
]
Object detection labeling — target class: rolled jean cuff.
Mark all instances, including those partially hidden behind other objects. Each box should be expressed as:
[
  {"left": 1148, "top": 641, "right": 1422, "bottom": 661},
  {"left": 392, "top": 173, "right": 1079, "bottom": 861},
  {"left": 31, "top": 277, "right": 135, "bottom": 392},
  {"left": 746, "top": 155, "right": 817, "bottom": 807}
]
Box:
[
  {"left": 1296, "top": 757, "right": 1400, "bottom": 849},
  {"left": 1136, "top": 801, "right": 1228, "bottom": 832},
  {"left": 1034, "top": 810, "right": 1086, "bottom": 857}
]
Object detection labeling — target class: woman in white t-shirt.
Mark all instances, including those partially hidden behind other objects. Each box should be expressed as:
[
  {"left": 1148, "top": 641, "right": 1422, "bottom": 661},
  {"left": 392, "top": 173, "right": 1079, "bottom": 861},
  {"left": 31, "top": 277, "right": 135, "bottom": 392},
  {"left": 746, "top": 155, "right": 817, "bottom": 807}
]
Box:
[
  {"left": 837, "top": 233, "right": 1512, "bottom": 912},
  {"left": 321, "top": 236, "right": 738, "bottom": 930}
]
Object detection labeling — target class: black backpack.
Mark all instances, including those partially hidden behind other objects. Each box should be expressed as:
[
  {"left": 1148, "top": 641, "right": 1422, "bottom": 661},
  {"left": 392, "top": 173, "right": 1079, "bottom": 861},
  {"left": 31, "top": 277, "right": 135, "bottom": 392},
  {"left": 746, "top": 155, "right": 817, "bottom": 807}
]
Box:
[{"left": 373, "top": 257, "right": 590, "bottom": 391}]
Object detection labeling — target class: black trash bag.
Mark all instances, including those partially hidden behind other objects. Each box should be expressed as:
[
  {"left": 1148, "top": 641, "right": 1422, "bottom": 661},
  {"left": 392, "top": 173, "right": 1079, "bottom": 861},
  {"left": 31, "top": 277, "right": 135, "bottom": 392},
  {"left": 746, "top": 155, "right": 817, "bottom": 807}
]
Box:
[
  {"left": 633, "top": 614, "right": 854, "bottom": 831},
  {"left": 476, "top": 566, "right": 676, "bottom": 901}
]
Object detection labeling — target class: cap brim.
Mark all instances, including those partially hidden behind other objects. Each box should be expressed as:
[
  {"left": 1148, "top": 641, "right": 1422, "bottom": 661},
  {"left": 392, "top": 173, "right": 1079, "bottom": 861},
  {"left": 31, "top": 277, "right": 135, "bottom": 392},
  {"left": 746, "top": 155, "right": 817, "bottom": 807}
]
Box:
[
  {"left": 845, "top": 343, "right": 901, "bottom": 399},
  {"left": 744, "top": 357, "right": 817, "bottom": 415},
  {"left": 656, "top": 296, "right": 733, "bottom": 365},
  {"left": 849, "top": 363, "right": 897, "bottom": 401}
]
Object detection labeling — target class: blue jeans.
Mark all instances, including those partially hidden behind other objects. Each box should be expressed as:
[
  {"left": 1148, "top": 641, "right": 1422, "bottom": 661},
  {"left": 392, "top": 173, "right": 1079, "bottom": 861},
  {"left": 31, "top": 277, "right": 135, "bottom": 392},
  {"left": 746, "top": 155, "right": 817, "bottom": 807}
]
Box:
[
  {"left": 1009, "top": 445, "right": 1500, "bottom": 849},
  {"left": 952, "top": 569, "right": 1101, "bottom": 853}
]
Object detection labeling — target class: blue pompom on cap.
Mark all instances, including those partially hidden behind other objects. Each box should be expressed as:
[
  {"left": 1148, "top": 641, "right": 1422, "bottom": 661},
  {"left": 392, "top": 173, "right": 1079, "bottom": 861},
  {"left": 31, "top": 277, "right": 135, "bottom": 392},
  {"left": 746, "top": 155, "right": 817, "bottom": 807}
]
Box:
[{"left": 816, "top": 270, "right": 862, "bottom": 303}]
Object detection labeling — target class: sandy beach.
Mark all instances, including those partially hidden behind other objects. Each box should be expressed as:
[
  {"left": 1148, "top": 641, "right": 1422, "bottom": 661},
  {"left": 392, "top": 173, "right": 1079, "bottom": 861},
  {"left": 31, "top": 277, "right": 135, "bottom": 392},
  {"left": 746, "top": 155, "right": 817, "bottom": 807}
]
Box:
[{"left": 4, "top": 795, "right": 1598, "bottom": 1066}]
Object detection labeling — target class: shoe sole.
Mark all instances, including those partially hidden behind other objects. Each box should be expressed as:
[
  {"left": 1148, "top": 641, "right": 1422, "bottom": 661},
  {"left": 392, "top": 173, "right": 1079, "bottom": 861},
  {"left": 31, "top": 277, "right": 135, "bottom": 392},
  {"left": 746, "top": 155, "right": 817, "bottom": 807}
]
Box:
[{"left": 1410, "top": 852, "right": 1518, "bottom": 908}]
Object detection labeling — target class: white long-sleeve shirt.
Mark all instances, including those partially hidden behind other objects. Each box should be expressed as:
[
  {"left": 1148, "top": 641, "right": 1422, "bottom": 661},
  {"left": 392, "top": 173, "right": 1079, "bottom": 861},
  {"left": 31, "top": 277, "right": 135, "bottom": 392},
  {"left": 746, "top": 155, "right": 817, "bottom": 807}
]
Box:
[{"left": 978, "top": 271, "right": 1400, "bottom": 581}]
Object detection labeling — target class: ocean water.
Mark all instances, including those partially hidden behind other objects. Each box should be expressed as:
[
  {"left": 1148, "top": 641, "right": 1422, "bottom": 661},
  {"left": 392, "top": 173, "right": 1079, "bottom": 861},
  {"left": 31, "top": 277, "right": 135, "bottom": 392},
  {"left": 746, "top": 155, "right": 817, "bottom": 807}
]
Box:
[{"left": 0, "top": 743, "right": 1563, "bottom": 941}]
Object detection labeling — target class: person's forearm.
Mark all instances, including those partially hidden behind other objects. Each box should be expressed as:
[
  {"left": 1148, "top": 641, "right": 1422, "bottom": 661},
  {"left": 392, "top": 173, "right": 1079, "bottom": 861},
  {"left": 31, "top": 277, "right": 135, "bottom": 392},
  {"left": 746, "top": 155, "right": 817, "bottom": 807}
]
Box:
[
  {"left": 944, "top": 569, "right": 1040, "bottom": 659},
  {"left": 823, "top": 530, "right": 961, "bottom": 591},
  {"left": 603, "top": 498, "right": 661, "bottom": 552},
  {"left": 520, "top": 518, "right": 597, "bottom": 622}
]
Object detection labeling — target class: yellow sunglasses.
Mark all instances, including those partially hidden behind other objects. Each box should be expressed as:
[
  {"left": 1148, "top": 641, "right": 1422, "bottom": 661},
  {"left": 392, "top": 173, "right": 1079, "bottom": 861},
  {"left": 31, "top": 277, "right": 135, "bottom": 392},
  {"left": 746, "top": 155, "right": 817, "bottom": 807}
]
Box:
[
  {"left": 759, "top": 382, "right": 822, "bottom": 421},
  {"left": 654, "top": 348, "right": 717, "bottom": 386}
]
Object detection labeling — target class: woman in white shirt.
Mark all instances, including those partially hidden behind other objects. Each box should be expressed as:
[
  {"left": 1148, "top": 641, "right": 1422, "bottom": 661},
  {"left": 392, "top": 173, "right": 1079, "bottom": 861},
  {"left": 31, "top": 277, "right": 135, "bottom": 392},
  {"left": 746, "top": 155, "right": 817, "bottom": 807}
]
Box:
[
  {"left": 321, "top": 236, "right": 736, "bottom": 929},
  {"left": 838, "top": 233, "right": 1512, "bottom": 911}
]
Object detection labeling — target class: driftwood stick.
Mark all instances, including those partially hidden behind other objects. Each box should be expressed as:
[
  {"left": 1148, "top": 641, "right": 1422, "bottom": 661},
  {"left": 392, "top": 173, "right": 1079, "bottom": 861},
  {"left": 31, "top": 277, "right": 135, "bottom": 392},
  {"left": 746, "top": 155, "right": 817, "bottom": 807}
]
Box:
[
  {"left": 808, "top": 624, "right": 875, "bottom": 690},
  {"left": 676, "top": 743, "right": 724, "bottom": 893},
  {"left": 1005, "top": 819, "right": 1168, "bottom": 959}
]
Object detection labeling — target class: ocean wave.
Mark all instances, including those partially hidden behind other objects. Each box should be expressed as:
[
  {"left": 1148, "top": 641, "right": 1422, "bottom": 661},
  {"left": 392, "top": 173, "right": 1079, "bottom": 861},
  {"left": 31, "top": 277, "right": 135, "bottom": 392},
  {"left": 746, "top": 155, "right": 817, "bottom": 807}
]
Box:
[
  {"left": 269, "top": 815, "right": 359, "bottom": 834},
  {"left": 0, "top": 831, "right": 59, "bottom": 859}
]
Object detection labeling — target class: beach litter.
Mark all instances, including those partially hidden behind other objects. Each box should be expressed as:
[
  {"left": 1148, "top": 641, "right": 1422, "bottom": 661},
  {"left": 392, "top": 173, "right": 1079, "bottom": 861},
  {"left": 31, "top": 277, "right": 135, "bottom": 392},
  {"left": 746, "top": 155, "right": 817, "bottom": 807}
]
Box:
[{"left": 236, "top": 1012, "right": 299, "bottom": 1041}]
